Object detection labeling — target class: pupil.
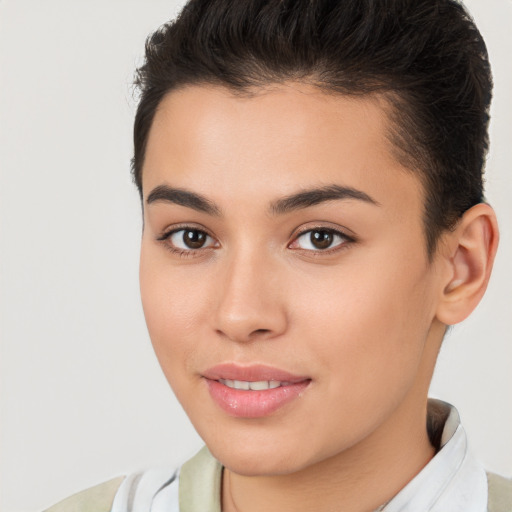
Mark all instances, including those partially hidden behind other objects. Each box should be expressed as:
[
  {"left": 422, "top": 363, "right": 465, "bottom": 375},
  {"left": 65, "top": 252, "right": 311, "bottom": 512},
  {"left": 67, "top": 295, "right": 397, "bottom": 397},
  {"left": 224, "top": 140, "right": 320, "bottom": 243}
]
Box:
[
  {"left": 311, "top": 230, "right": 333, "bottom": 249},
  {"left": 184, "top": 230, "right": 206, "bottom": 249}
]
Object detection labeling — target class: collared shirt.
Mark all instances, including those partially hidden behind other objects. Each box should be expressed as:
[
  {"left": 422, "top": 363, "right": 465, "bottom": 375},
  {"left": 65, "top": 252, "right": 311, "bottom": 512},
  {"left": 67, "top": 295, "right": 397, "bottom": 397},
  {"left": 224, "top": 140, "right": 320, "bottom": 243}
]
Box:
[{"left": 110, "top": 400, "right": 488, "bottom": 512}]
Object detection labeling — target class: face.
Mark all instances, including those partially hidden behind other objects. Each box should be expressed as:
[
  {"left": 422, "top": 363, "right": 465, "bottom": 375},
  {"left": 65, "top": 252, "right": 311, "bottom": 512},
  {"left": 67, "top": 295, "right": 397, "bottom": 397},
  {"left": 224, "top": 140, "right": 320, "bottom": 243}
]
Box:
[{"left": 139, "top": 83, "right": 445, "bottom": 476}]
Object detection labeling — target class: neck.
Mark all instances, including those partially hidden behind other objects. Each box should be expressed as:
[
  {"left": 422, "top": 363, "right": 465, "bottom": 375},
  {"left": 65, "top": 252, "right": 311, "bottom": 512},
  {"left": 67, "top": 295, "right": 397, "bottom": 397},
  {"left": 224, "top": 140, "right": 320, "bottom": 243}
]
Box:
[{"left": 222, "top": 395, "right": 435, "bottom": 512}]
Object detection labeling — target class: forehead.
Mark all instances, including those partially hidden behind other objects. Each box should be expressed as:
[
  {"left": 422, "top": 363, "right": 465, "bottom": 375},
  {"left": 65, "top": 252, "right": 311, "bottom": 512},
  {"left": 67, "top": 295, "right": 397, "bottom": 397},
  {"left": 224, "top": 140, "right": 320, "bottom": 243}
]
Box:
[{"left": 143, "top": 83, "right": 424, "bottom": 216}]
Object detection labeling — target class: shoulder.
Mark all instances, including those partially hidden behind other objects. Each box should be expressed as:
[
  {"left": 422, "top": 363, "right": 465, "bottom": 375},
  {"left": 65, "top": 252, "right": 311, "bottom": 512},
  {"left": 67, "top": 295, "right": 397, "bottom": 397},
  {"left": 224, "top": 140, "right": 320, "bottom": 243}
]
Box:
[
  {"left": 487, "top": 472, "right": 512, "bottom": 512},
  {"left": 42, "top": 465, "right": 181, "bottom": 512},
  {"left": 43, "top": 476, "right": 125, "bottom": 512}
]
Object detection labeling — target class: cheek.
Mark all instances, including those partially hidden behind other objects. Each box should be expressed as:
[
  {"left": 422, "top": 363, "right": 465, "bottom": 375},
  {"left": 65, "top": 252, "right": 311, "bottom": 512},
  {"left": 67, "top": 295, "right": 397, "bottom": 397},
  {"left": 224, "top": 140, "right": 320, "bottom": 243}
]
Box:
[
  {"left": 290, "top": 256, "right": 434, "bottom": 405},
  {"left": 139, "top": 246, "right": 212, "bottom": 378}
]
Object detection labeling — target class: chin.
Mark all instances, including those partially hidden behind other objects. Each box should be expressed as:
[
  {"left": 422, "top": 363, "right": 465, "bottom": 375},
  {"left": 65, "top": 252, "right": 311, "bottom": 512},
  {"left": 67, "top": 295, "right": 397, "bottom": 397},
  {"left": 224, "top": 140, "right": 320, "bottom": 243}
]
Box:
[
  {"left": 204, "top": 433, "right": 318, "bottom": 477},
  {"left": 218, "top": 451, "right": 303, "bottom": 477}
]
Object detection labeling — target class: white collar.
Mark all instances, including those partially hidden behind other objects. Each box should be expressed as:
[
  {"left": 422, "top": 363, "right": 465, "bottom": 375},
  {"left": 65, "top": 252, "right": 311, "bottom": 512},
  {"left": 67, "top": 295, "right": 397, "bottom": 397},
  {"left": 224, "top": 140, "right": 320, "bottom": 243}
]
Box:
[{"left": 382, "top": 399, "right": 488, "bottom": 512}]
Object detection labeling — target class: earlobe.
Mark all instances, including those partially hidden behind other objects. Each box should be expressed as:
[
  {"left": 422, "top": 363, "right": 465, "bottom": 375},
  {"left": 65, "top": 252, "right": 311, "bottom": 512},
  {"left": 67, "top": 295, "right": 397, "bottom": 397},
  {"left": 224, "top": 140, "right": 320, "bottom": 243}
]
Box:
[{"left": 436, "top": 203, "right": 499, "bottom": 326}]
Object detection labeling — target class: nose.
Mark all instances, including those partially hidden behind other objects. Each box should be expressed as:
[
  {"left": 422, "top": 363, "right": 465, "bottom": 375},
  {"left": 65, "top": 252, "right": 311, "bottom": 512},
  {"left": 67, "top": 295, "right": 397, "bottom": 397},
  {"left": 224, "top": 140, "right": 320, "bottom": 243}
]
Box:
[{"left": 212, "top": 249, "right": 288, "bottom": 343}]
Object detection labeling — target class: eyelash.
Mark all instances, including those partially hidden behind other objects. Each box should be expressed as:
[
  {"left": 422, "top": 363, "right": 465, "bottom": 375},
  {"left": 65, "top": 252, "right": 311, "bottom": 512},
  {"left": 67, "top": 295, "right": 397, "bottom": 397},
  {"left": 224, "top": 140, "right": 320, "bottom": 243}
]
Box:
[
  {"left": 290, "top": 226, "right": 355, "bottom": 255},
  {"left": 157, "top": 225, "right": 218, "bottom": 258},
  {"left": 156, "top": 225, "right": 355, "bottom": 258}
]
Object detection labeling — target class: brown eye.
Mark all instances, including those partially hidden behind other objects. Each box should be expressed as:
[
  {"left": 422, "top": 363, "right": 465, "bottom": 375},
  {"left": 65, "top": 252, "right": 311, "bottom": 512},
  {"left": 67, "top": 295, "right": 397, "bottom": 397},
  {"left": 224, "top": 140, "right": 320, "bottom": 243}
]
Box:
[
  {"left": 183, "top": 229, "right": 207, "bottom": 249},
  {"left": 167, "top": 228, "right": 216, "bottom": 251},
  {"left": 292, "top": 228, "right": 348, "bottom": 251},
  {"left": 310, "top": 230, "right": 333, "bottom": 249}
]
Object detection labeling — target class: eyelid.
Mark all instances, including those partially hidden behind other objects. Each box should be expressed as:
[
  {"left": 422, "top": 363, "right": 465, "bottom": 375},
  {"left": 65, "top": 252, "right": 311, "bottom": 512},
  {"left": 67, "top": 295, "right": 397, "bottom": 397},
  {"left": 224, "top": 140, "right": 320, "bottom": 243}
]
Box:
[
  {"left": 290, "top": 220, "right": 356, "bottom": 238},
  {"left": 157, "top": 222, "right": 215, "bottom": 240},
  {"left": 288, "top": 224, "right": 356, "bottom": 253},
  {"left": 156, "top": 223, "right": 219, "bottom": 256}
]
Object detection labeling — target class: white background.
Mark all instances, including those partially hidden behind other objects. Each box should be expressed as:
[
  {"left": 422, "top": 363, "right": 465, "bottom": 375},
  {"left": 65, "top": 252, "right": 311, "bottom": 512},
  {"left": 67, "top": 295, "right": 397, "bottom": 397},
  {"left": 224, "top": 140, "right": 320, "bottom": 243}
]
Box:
[{"left": 0, "top": 1, "right": 511, "bottom": 511}]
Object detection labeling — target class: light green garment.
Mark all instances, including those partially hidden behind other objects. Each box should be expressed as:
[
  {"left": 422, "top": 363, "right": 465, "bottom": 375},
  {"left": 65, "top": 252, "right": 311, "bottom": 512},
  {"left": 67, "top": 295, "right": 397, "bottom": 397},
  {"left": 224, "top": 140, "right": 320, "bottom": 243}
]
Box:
[
  {"left": 488, "top": 473, "right": 512, "bottom": 512},
  {"left": 43, "top": 476, "right": 125, "bottom": 512},
  {"left": 179, "top": 446, "right": 222, "bottom": 512}
]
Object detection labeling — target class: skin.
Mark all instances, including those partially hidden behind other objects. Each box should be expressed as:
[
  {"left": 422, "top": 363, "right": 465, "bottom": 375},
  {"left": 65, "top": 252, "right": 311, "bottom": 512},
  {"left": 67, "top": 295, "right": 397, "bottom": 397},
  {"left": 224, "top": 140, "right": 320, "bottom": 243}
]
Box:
[{"left": 139, "top": 83, "right": 498, "bottom": 512}]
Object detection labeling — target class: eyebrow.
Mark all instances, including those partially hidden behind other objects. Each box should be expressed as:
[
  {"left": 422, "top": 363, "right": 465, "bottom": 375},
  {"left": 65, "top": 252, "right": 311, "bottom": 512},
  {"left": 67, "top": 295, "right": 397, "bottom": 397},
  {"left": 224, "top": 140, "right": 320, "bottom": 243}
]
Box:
[
  {"left": 145, "top": 183, "right": 379, "bottom": 216},
  {"left": 146, "top": 185, "right": 221, "bottom": 216},
  {"left": 270, "top": 185, "right": 380, "bottom": 214}
]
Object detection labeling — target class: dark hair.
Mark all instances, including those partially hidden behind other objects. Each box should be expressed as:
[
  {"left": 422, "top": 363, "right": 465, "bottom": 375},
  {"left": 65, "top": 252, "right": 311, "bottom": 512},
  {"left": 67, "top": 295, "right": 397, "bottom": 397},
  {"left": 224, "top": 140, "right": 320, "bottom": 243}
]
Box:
[{"left": 132, "top": 0, "right": 492, "bottom": 255}]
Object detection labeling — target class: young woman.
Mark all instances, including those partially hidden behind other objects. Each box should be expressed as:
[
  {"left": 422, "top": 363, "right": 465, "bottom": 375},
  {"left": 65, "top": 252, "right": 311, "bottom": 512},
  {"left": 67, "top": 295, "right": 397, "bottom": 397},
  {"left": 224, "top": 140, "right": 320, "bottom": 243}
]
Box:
[{"left": 42, "top": 0, "right": 510, "bottom": 510}]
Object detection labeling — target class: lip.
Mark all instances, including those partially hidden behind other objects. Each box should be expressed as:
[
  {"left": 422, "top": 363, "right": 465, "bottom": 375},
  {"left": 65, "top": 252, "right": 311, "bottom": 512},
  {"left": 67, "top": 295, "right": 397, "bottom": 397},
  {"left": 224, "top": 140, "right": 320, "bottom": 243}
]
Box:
[
  {"left": 202, "top": 363, "right": 311, "bottom": 418},
  {"left": 203, "top": 363, "right": 309, "bottom": 383}
]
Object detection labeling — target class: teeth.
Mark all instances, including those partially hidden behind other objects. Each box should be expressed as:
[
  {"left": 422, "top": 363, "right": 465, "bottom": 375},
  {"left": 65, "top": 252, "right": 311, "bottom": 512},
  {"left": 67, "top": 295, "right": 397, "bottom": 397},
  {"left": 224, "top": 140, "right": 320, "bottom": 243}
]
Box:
[
  {"left": 234, "top": 380, "right": 250, "bottom": 390},
  {"left": 219, "top": 379, "right": 283, "bottom": 390}
]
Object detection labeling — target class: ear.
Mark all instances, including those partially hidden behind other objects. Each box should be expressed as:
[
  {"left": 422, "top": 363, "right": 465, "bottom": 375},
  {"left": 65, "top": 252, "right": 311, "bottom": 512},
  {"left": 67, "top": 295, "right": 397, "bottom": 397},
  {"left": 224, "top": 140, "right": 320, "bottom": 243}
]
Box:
[{"left": 435, "top": 203, "right": 499, "bottom": 325}]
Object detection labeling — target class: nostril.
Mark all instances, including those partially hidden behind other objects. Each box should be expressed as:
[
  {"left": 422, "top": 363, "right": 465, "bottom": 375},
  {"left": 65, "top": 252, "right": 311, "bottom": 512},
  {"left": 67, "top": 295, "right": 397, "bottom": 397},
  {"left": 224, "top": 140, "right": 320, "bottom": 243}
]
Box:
[
  {"left": 250, "top": 328, "right": 271, "bottom": 337},
  {"left": 215, "top": 327, "right": 275, "bottom": 343}
]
